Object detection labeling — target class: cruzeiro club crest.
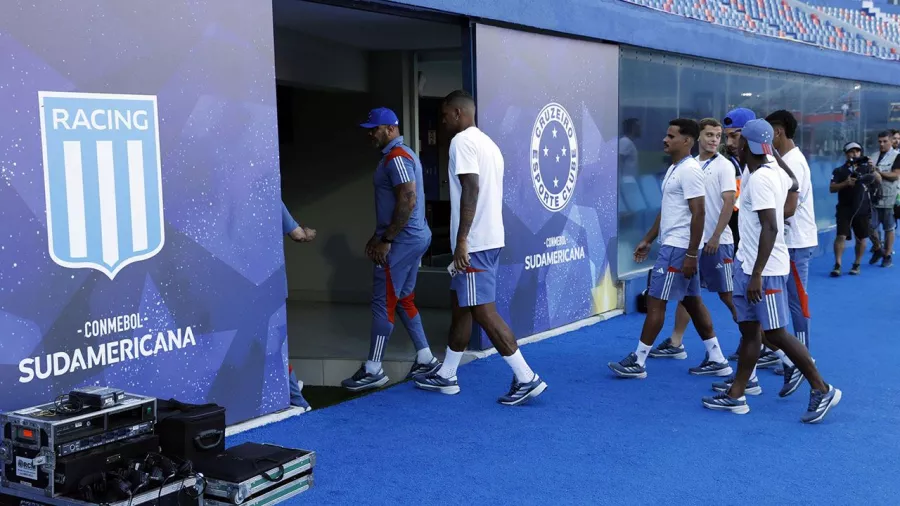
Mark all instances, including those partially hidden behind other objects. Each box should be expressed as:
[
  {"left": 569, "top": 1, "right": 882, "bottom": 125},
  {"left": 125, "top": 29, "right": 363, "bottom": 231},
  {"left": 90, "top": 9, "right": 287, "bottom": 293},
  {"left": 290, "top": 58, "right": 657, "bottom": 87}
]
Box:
[
  {"left": 38, "top": 91, "right": 165, "bottom": 280},
  {"left": 530, "top": 102, "right": 579, "bottom": 212}
]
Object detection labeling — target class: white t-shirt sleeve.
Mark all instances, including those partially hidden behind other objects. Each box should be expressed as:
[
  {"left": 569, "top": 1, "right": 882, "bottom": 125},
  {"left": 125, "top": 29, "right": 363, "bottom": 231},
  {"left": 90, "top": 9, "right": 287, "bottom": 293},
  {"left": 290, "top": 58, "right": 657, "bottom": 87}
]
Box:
[
  {"left": 683, "top": 164, "right": 706, "bottom": 200},
  {"left": 749, "top": 171, "right": 780, "bottom": 212},
  {"left": 450, "top": 135, "right": 479, "bottom": 176},
  {"left": 718, "top": 161, "right": 737, "bottom": 194}
]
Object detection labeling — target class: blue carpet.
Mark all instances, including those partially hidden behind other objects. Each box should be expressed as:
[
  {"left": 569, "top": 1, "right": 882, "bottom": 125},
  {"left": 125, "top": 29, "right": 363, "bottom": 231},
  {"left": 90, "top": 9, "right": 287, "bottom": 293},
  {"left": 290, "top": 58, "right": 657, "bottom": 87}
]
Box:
[{"left": 229, "top": 252, "right": 900, "bottom": 505}]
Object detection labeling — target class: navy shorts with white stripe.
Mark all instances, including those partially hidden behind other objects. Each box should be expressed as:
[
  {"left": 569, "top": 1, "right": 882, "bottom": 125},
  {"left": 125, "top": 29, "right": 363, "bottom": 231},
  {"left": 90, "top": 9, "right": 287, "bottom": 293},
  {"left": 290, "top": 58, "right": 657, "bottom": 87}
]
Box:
[
  {"left": 699, "top": 243, "right": 735, "bottom": 294},
  {"left": 451, "top": 248, "right": 501, "bottom": 307},
  {"left": 732, "top": 258, "right": 791, "bottom": 331},
  {"left": 648, "top": 245, "right": 702, "bottom": 302}
]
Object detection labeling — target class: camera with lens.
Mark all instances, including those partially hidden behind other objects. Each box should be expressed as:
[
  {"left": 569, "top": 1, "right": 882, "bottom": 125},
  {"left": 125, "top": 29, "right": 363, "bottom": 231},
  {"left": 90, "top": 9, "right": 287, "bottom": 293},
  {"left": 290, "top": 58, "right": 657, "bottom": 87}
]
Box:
[{"left": 848, "top": 156, "right": 877, "bottom": 184}]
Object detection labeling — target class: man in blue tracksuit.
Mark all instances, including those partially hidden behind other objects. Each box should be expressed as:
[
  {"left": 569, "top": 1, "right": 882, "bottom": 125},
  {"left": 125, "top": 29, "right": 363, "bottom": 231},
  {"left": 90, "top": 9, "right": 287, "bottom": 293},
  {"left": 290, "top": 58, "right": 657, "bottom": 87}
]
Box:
[
  {"left": 341, "top": 107, "right": 441, "bottom": 392},
  {"left": 282, "top": 201, "right": 314, "bottom": 411}
]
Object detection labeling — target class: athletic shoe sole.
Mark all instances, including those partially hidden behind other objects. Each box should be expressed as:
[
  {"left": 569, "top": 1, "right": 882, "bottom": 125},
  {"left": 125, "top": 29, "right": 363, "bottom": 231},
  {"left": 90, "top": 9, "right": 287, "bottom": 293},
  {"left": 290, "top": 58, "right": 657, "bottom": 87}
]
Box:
[
  {"left": 702, "top": 400, "right": 751, "bottom": 414},
  {"left": 499, "top": 381, "right": 548, "bottom": 406},
  {"left": 649, "top": 350, "right": 688, "bottom": 359},
  {"left": 802, "top": 388, "right": 842, "bottom": 424},
  {"left": 342, "top": 375, "right": 390, "bottom": 392},
  {"left": 690, "top": 365, "right": 734, "bottom": 377},
  {"left": 607, "top": 363, "right": 647, "bottom": 379},
  {"left": 414, "top": 381, "right": 461, "bottom": 395}
]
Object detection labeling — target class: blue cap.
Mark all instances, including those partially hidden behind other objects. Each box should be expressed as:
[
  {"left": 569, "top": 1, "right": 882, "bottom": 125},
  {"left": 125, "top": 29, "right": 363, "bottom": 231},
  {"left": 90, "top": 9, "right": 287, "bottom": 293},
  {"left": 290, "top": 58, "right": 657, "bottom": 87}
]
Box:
[
  {"left": 741, "top": 119, "right": 774, "bottom": 156},
  {"left": 723, "top": 108, "right": 756, "bottom": 129},
  {"left": 360, "top": 107, "right": 399, "bottom": 128}
]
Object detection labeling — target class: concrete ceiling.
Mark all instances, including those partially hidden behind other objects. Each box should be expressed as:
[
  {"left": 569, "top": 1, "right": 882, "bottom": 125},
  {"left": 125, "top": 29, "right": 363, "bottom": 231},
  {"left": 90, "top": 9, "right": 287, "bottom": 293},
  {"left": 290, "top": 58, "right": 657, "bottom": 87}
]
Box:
[{"left": 273, "top": 0, "right": 462, "bottom": 50}]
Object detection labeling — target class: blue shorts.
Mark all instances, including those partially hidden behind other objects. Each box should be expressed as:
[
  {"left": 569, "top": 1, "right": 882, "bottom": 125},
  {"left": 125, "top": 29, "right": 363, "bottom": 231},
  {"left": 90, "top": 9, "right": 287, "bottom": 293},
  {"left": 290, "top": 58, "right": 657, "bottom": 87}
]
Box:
[
  {"left": 451, "top": 248, "right": 501, "bottom": 307},
  {"left": 732, "top": 258, "right": 790, "bottom": 331},
  {"left": 648, "top": 245, "right": 701, "bottom": 302},
  {"left": 699, "top": 243, "right": 735, "bottom": 293},
  {"left": 372, "top": 238, "right": 430, "bottom": 322}
]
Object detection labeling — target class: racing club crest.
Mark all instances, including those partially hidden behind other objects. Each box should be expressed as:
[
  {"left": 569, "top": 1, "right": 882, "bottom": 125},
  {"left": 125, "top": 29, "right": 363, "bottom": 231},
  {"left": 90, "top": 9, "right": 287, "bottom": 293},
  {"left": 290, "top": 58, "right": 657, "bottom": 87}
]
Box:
[
  {"left": 530, "top": 102, "right": 579, "bottom": 212},
  {"left": 39, "top": 91, "right": 165, "bottom": 280}
]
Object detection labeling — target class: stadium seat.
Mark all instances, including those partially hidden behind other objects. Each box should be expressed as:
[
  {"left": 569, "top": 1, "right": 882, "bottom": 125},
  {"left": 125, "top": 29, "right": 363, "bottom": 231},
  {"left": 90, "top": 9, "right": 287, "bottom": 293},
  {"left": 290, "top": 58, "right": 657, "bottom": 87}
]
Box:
[{"left": 619, "top": 0, "right": 900, "bottom": 58}]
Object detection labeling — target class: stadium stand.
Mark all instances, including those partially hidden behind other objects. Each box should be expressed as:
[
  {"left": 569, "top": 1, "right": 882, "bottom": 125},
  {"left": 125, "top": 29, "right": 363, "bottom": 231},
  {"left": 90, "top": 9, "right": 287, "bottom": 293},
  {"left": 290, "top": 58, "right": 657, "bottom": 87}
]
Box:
[
  {"left": 810, "top": 0, "right": 900, "bottom": 47},
  {"left": 620, "top": 0, "right": 900, "bottom": 59}
]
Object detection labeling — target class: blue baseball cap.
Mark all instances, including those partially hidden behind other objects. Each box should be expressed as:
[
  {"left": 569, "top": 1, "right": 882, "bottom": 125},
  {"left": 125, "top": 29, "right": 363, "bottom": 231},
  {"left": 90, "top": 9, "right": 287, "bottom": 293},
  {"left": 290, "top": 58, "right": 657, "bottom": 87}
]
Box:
[
  {"left": 741, "top": 119, "right": 774, "bottom": 155},
  {"left": 723, "top": 108, "right": 756, "bottom": 129},
  {"left": 360, "top": 107, "right": 399, "bottom": 128}
]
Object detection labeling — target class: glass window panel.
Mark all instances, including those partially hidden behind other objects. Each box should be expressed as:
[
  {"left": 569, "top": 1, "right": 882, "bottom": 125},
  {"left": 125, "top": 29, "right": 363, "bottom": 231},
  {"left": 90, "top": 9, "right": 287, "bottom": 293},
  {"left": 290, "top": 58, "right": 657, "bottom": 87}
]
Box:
[{"left": 617, "top": 46, "right": 896, "bottom": 277}]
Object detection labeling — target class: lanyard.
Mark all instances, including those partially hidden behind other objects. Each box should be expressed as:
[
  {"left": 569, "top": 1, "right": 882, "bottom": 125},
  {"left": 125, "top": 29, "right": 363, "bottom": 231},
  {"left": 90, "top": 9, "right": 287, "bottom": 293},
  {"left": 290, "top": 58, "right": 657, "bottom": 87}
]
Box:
[
  {"left": 661, "top": 155, "right": 693, "bottom": 195},
  {"left": 700, "top": 154, "right": 718, "bottom": 172}
]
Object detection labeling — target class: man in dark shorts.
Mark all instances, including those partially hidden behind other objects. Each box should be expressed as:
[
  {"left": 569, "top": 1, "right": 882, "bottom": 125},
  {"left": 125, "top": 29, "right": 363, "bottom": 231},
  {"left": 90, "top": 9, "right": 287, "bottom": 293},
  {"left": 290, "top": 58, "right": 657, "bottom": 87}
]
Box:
[{"left": 830, "top": 141, "right": 880, "bottom": 276}]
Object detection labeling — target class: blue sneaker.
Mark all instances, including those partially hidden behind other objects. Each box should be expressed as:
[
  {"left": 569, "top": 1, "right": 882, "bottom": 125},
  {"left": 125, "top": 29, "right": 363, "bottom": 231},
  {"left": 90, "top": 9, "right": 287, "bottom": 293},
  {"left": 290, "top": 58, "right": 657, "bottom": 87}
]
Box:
[
  {"left": 779, "top": 365, "right": 805, "bottom": 397},
  {"left": 702, "top": 393, "right": 750, "bottom": 414},
  {"left": 341, "top": 365, "right": 389, "bottom": 392},
  {"left": 608, "top": 352, "right": 647, "bottom": 379},
  {"left": 757, "top": 350, "right": 780, "bottom": 369},
  {"left": 801, "top": 385, "right": 841, "bottom": 424},
  {"left": 413, "top": 371, "right": 460, "bottom": 395},
  {"left": 648, "top": 338, "right": 688, "bottom": 359},
  {"left": 498, "top": 375, "right": 548, "bottom": 406},
  {"left": 406, "top": 357, "right": 441, "bottom": 380},
  {"left": 689, "top": 353, "right": 734, "bottom": 377},
  {"left": 711, "top": 374, "right": 762, "bottom": 396}
]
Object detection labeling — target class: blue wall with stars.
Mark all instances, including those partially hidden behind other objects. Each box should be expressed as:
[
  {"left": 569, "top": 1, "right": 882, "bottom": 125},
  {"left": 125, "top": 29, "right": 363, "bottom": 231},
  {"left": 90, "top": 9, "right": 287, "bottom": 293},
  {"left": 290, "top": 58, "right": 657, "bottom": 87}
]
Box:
[{"left": 0, "top": 1, "right": 289, "bottom": 424}]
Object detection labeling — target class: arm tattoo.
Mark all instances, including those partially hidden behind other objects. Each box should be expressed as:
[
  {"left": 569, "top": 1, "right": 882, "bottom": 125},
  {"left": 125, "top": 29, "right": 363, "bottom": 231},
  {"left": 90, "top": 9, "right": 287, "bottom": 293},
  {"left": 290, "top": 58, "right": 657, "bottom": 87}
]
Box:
[
  {"left": 457, "top": 174, "right": 479, "bottom": 244},
  {"left": 384, "top": 183, "right": 416, "bottom": 240}
]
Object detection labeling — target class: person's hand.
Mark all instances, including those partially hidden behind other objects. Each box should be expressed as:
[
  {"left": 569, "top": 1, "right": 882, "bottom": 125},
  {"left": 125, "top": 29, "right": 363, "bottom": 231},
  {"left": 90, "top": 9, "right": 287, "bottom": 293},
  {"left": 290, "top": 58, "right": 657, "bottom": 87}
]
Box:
[
  {"left": 372, "top": 241, "right": 391, "bottom": 266},
  {"left": 364, "top": 235, "right": 379, "bottom": 259},
  {"left": 847, "top": 176, "right": 857, "bottom": 187},
  {"left": 453, "top": 240, "right": 470, "bottom": 271},
  {"left": 746, "top": 273, "right": 763, "bottom": 304},
  {"left": 289, "top": 226, "right": 308, "bottom": 242},
  {"left": 289, "top": 226, "right": 316, "bottom": 243},
  {"left": 703, "top": 236, "right": 719, "bottom": 255},
  {"left": 633, "top": 240, "right": 651, "bottom": 263},
  {"left": 682, "top": 252, "right": 698, "bottom": 278}
]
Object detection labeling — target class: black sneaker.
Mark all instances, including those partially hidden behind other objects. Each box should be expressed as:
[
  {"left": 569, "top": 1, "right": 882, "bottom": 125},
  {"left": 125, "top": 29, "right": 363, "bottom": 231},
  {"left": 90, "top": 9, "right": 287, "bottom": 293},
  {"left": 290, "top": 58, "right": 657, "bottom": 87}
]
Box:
[
  {"left": 830, "top": 264, "right": 841, "bottom": 277},
  {"left": 849, "top": 263, "right": 861, "bottom": 275},
  {"left": 882, "top": 255, "right": 893, "bottom": 268},
  {"left": 869, "top": 250, "right": 884, "bottom": 265}
]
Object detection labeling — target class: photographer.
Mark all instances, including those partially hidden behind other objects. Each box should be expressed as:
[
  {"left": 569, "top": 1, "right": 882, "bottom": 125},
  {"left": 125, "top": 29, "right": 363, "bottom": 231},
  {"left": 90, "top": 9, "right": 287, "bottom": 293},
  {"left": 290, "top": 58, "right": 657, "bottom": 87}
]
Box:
[
  {"left": 830, "top": 142, "right": 881, "bottom": 276},
  {"left": 868, "top": 131, "right": 900, "bottom": 267}
]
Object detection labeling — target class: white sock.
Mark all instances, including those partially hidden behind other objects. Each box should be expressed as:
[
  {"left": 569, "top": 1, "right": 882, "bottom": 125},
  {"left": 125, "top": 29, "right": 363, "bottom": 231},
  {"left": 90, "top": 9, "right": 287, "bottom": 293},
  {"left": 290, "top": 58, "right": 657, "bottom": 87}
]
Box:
[
  {"left": 750, "top": 364, "right": 758, "bottom": 381},
  {"left": 774, "top": 349, "right": 794, "bottom": 368},
  {"left": 416, "top": 347, "right": 434, "bottom": 364},
  {"left": 635, "top": 342, "right": 652, "bottom": 366},
  {"left": 365, "top": 360, "right": 381, "bottom": 375},
  {"left": 503, "top": 350, "right": 536, "bottom": 383},
  {"left": 437, "top": 348, "right": 463, "bottom": 379},
  {"left": 704, "top": 337, "right": 726, "bottom": 363}
]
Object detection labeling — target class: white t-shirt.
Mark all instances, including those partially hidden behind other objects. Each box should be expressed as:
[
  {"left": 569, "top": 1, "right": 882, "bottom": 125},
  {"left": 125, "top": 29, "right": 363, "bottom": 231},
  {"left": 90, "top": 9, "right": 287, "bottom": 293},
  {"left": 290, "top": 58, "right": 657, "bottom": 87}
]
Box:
[
  {"left": 737, "top": 164, "right": 791, "bottom": 276},
  {"left": 659, "top": 156, "right": 706, "bottom": 249},
  {"left": 781, "top": 147, "right": 818, "bottom": 248},
  {"left": 698, "top": 154, "right": 737, "bottom": 245},
  {"left": 448, "top": 127, "right": 506, "bottom": 254}
]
